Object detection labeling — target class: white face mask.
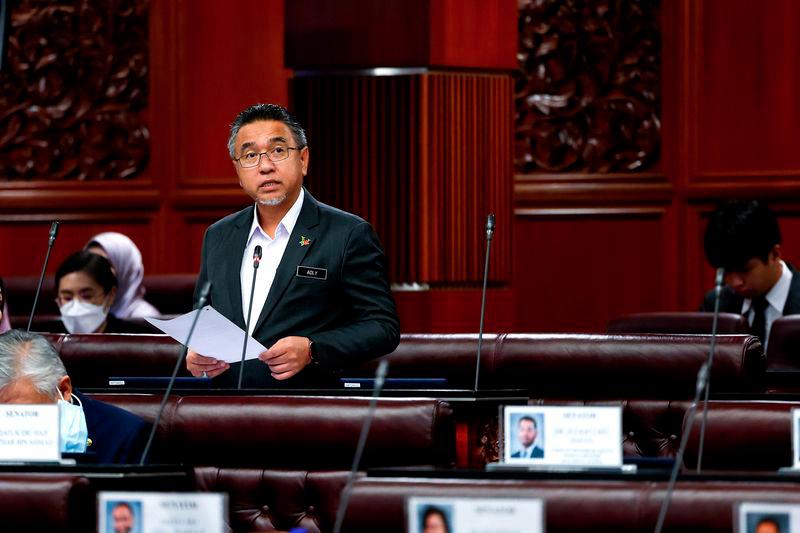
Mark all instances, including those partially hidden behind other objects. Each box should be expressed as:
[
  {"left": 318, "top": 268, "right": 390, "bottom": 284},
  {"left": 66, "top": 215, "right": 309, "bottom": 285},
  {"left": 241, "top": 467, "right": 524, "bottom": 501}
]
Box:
[
  {"left": 57, "top": 390, "right": 88, "bottom": 453},
  {"left": 59, "top": 299, "right": 109, "bottom": 334}
]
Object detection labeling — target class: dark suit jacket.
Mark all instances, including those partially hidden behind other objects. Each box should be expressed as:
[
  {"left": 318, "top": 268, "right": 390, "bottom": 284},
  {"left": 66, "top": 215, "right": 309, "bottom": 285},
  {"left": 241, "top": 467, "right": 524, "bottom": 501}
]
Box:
[
  {"left": 74, "top": 390, "right": 151, "bottom": 464},
  {"left": 511, "top": 446, "right": 544, "bottom": 459},
  {"left": 701, "top": 263, "right": 800, "bottom": 316},
  {"left": 196, "top": 189, "right": 400, "bottom": 388}
]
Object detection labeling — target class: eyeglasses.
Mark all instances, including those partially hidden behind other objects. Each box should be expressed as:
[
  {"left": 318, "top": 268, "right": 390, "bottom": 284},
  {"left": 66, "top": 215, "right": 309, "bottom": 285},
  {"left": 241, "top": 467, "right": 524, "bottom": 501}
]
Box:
[{"left": 234, "top": 146, "right": 303, "bottom": 168}]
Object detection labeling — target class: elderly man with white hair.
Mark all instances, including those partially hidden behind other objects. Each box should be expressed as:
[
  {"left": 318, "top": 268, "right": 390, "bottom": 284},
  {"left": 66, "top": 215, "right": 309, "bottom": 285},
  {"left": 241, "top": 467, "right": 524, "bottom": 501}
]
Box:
[{"left": 0, "top": 329, "right": 150, "bottom": 463}]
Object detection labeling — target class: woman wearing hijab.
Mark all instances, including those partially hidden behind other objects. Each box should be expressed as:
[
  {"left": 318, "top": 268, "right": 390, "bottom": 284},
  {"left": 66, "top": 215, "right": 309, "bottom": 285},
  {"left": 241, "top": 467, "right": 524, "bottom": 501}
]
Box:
[{"left": 84, "top": 232, "right": 160, "bottom": 319}]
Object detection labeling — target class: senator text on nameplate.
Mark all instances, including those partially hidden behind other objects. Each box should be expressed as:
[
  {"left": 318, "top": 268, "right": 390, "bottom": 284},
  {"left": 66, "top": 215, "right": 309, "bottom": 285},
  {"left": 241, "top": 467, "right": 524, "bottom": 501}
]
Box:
[
  {"left": 407, "top": 496, "right": 544, "bottom": 533},
  {"left": 0, "top": 404, "right": 59, "bottom": 462},
  {"left": 502, "top": 405, "right": 622, "bottom": 467},
  {"left": 736, "top": 502, "right": 800, "bottom": 533},
  {"left": 97, "top": 491, "right": 228, "bottom": 533}
]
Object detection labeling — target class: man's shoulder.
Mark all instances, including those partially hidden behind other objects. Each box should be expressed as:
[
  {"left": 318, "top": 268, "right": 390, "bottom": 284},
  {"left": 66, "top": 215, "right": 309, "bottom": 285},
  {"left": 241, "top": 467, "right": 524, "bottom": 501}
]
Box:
[
  {"left": 314, "top": 197, "right": 369, "bottom": 230},
  {"left": 77, "top": 391, "right": 147, "bottom": 432},
  {"left": 702, "top": 285, "right": 742, "bottom": 312},
  {"left": 206, "top": 206, "right": 252, "bottom": 235}
]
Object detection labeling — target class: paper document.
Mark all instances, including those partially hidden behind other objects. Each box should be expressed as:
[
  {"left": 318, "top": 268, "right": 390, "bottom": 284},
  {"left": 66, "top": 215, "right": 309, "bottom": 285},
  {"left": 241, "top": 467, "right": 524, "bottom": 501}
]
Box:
[{"left": 146, "top": 306, "right": 267, "bottom": 363}]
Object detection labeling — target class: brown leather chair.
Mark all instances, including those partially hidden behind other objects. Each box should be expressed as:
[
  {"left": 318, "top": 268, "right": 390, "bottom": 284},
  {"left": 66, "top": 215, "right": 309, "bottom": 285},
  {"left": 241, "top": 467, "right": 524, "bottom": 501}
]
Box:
[
  {"left": 607, "top": 312, "right": 750, "bottom": 335},
  {"left": 337, "top": 476, "right": 800, "bottom": 532},
  {"left": 766, "top": 315, "right": 800, "bottom": 371},
  {"left": 0, "top": 475, "right": 91, "bottom": 532}
]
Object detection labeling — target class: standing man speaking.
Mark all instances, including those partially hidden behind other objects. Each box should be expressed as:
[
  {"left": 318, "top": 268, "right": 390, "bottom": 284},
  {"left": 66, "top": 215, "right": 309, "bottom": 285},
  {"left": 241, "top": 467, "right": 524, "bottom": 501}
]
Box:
[{"left": 187, "top": 104, "right": 400, "bottom": 387}]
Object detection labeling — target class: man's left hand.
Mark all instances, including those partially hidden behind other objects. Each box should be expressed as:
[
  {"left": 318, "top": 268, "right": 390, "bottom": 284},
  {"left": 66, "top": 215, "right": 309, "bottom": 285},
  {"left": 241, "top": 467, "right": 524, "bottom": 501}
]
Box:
[{"left": 258, "top": 336, "right": 312, "bottom": 380}]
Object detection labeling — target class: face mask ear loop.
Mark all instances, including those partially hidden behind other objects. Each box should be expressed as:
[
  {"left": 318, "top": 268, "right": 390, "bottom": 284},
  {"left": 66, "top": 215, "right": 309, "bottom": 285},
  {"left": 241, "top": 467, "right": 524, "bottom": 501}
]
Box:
[{"left": 56, "top": 385, "right": 80, "bottom": 405}]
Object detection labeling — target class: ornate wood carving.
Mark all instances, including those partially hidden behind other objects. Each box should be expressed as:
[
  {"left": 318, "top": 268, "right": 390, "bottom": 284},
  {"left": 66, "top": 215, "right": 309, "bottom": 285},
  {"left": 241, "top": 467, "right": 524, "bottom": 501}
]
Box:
[
  {"left": 0, "top": 0, "right": 149, "bottom": 181},
  {"left": 515, "top": 0, "right": 660, "bottom": 173}
]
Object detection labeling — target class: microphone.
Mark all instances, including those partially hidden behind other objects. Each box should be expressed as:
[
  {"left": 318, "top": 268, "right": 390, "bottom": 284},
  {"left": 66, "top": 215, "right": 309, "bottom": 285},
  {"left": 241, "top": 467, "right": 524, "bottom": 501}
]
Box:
[
  {"left": 332, "top": 359, "right": 389, "bottom": 533},
  {"left": 695, "top": 267, "right": 725, "bottom": 472},
  {"left": 473, "top": 213, "right": 495, "bottom": 392},
  {"left": 139, "top": 280, "right": 211, "bottom": 465},
  {"left": 27, "top": 221, "right": 60, "bottom": 332},
  {"left": 653, "top": 267, "right": 724, "bottom": 533},
  {"left": 238, "top": 245, "right": 262, "bottom": 389}
]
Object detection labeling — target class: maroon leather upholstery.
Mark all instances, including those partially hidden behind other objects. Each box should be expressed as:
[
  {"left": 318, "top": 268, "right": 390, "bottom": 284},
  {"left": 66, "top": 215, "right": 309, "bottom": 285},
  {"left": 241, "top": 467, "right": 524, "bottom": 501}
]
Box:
[
  {"left": 89, "top": 394, "right": 456, "bottom": 469},
  {"left": 682, "top": 401, "right": 797, "bottom": 470},
  {"left": 55, "top": 333, "right": 766, "bottom": 396},
  {"left": 0, "top": 475, "right": 91, "bottom": 532},
  {"left": 338, "top": 477, "right": 800, "bottom": 532},
  {"left": 607, "top": 312, "right": 750, "bottom": 335},
  {"left": 4, "top": 273, "right": 196, "bottom": 318},
  {"left": 766, "top": 316, "right": 800, "bottom": 371}
]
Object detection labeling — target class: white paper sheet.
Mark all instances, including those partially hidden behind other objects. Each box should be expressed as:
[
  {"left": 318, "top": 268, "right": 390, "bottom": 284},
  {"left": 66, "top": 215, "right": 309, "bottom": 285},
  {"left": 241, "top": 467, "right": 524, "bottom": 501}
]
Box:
[{"left": 145, "top": 306, "right": 267, "bottom": 363}]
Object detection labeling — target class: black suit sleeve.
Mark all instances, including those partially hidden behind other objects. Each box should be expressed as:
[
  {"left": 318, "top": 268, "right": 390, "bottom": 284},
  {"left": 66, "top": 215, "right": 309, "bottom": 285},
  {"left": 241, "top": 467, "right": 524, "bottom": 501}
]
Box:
[
  {"left": 194, "top": 227, "right": 212, "bottom": 309},
  {"left": 310, "top": 221, "right": 400, "bottom": 371}
]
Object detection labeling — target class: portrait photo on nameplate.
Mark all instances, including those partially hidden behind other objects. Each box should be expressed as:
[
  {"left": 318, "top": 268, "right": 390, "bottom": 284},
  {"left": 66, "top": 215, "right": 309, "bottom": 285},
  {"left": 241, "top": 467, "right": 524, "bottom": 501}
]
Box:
[
  {"left": 406, "top": 496, "right": 544, "bottom": 533},
  {"left": 97, "top": 491, "right": 227, "bottom": 533},
  {"left": 736, "top": 502, "right": 800, "bottom": 533},
  {"left": 502, "top": 405, "right": 622, "bottom": 467}
]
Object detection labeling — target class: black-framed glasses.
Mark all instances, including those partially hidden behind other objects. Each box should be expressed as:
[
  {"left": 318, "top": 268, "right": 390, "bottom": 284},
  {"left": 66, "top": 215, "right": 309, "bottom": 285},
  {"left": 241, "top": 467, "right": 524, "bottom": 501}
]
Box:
[{"left": 234, "top": 146, "right": 303, "bottom": 168}]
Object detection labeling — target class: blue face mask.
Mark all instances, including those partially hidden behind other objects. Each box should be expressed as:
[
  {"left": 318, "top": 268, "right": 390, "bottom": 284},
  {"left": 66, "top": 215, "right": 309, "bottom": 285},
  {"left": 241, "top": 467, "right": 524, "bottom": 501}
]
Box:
[{"left": 57, "top": 390, "right": 88, "bottom": 453}]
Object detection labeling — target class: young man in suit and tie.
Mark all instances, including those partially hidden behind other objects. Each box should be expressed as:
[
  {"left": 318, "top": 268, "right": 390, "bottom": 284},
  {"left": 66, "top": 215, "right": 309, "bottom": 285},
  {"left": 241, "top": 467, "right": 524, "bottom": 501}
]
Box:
[
  {"left": 702, "top": 201, "right": 800, "bottom": 346},
  {"left": 186, "top": 104, "right": 400, "bottom": 387},
  {"left": 511, "top": 415, "right": 544, "bottom": 459}
]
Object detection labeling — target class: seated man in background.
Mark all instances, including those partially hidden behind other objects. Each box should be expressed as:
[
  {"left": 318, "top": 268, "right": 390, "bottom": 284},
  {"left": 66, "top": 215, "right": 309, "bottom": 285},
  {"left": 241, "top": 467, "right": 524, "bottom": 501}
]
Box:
[
  {"left": 702, "top": 200, "right": 800, "bottom": 345},
  {"left": 0, "top": 329, "right": 150, "bottom": 463}
]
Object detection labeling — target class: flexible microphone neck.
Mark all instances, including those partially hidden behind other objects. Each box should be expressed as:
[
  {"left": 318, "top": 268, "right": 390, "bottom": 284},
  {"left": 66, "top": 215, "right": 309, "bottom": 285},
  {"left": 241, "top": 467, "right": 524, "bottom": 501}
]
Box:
[
  {"left": 139, "top": 280, "right": 211, "bottom": 465},
  {"left": 27, "top": 221, "right": 59, "bottom": 332},
  {"left": 238, "top": 245, "right": 262, "bottom": 389},
  {"left": 653, "top": 267, "right": 724, "bottom": 532},
  {"left": 473, "top": 213, "right": 495, "bottom": 392},
  {"left": 695, "top": 267, "right": 725, "bottom": 473},
  {"left": 332, "top": 359, "right": 389, "bottom": 533}
]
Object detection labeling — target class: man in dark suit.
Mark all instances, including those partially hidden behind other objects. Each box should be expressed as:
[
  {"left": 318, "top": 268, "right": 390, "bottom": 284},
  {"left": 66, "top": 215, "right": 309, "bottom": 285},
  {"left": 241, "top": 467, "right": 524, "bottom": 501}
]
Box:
[
  {"left": 0, "top": 329, "right": 150, "bottom": 464},
  {"left": 186, "top": 104, "right": 399, "bottom": 387},
  {"left": 510, "top": 415, "right": 544, "bottom": 459},
  {"left": 702, "top": 201, "right": 800, "bottom": 345}
]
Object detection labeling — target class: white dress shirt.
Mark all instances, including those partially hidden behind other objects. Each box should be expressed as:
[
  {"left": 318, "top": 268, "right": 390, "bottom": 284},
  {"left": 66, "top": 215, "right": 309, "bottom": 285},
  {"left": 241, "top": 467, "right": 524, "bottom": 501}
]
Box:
[
  {"left": 740, "top": 259, "right": 793, "bottom": 348},
  {"left": 240, "top": 189, "right": 305, "bottom": 335}
]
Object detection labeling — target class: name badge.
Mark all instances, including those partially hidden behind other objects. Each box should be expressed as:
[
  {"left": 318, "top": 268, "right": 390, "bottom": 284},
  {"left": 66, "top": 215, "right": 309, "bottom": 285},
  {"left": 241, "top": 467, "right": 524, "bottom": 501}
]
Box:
[
  {"left": 407, "top": 496, "right": 544, "bottom": 533},
  {"left": 98, "top": 491, "right": 227, "bottom": 533},
  {"left": 503, "top": 405, "right": 622, "bottom": 468},
  {"left": 0, "top": 404, "right": 60, "bottom": 462},
  {"left": 296, "top": 265, "right": 327, "bottom": 280},
  {"left": 737, "top": 502, "right": 799, "bottom": 533}
]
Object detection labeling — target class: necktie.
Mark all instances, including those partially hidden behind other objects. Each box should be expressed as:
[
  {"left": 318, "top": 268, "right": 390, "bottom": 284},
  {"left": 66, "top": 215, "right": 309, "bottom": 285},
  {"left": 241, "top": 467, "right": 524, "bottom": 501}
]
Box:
[{"left": 750, "top": 296, "right": 769, "bottom": 345}]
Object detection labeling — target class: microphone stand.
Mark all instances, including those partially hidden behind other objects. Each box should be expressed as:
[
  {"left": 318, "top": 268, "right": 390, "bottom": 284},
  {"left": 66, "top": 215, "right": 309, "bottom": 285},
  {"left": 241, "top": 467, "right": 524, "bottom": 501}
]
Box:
[
  {"left": 473, "top": 213, "right": 495, "bottom": 392},
  {"left": 139, "top": 281, "right": 211, "bottom": 465},
  {"left": 653, "top": 267, "right": 724, "bottom": 532},
  {"left": 27, "top": 221, "right": 59, "bottom": 332},
  {"left": 238, "top": 245, "right": 262, "bottom": 389},
  {"left": 332, "top": 359, "right": 389, "bottom": 533}
]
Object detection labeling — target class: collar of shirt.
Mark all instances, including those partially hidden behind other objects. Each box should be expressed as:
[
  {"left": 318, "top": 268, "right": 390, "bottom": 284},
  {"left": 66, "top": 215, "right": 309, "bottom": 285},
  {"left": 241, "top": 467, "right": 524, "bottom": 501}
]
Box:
[
  {"left": 245, "top": 188, "right": 305, "bottom": 244},
  {"left": 742, "top": 259, "right": 793, "bottom": 315}
]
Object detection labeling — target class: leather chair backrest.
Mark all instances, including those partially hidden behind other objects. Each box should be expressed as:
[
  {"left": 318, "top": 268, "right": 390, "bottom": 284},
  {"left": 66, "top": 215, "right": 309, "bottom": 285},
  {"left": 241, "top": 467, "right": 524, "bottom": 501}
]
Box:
[
  {"left": 607, "top": 312, "right": 749, "bottom": 335},
  {"left": 766, "top": 315, "right": 800, "bottom": 371}
]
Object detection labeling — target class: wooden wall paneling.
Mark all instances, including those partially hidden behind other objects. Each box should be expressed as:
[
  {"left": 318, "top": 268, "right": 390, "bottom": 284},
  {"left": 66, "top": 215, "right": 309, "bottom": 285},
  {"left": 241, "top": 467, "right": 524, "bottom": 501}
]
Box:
[
  {"left": 510, "top": 207, "right": 672, "bottom": 333},
  {"left": 687, "top": 0, "right": 800, "bottom": 193}
]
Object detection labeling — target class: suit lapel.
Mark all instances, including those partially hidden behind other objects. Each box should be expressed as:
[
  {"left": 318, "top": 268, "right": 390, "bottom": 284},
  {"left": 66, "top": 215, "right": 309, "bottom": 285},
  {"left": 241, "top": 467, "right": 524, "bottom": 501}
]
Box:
[
  {"left": 252, "top": 191, "right": 321, "bottom": 334},
  {"left": 221, "top": 207, "right": 253, "bottom": 329}
]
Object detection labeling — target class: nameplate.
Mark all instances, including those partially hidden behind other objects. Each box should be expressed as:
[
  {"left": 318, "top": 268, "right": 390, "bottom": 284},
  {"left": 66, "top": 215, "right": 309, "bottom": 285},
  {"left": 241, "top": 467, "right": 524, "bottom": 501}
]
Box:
[
  {"left": 502, "top": 405, "right": 622, "bottom": 468},
  {"left": 0, "top": 404, "right": 60, "bottom": 463},
  {"left": 737, "top": 502, "right": 800, "bottom": 532},
  {"left": 296, "top": 265, "right": 327, "bottom": 280},
  {"left": 407, "top": 496, "right": 543, "bottom": 533},
  {"left": 98, "top": 491, "right": 227, "bottom": 533}
]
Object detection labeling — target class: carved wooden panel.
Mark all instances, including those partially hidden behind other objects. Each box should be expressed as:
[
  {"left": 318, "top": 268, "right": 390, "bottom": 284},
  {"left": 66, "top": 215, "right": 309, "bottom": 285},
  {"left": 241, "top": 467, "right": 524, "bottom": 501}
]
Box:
[
  {"left": 515, "top": 0, "right": 661, "bottom": 173},
  {"left": 0, "top": 0, "right": 149, "bottom": 181}
]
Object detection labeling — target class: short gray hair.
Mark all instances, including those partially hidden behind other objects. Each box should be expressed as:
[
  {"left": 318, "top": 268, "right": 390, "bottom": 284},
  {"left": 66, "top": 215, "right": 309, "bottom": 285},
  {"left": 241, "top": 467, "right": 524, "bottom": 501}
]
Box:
[
  {"left": 227, "top": 103, "right": 308, "bottom": 159},
  {"left": 0, "top": 329, "right": 66, "bottom": 396}
]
